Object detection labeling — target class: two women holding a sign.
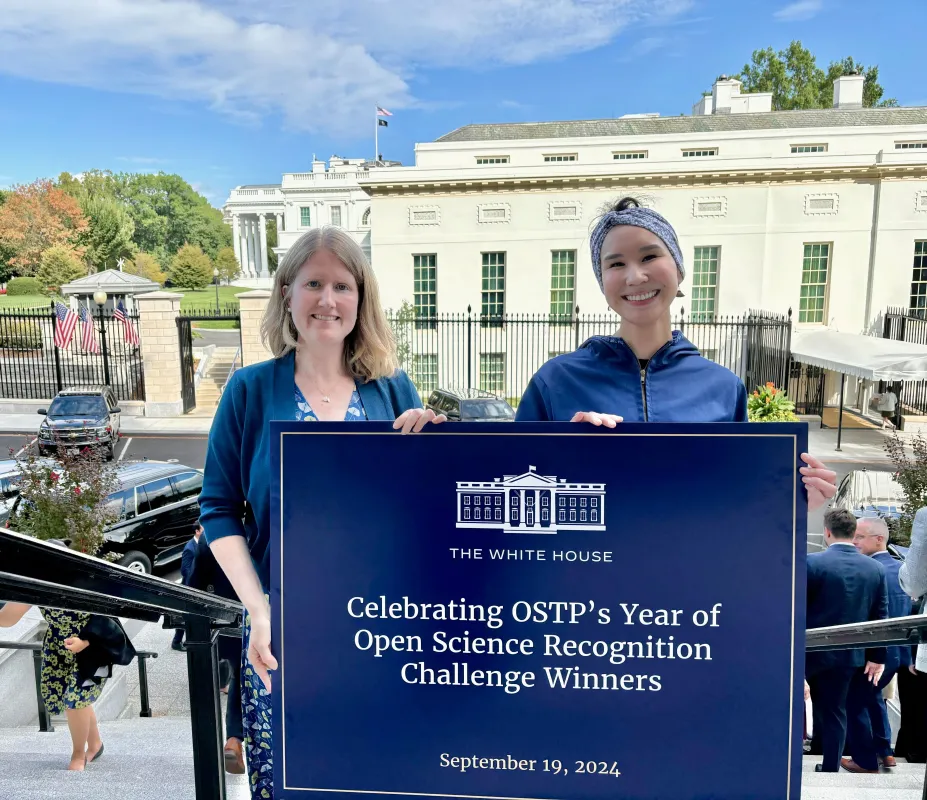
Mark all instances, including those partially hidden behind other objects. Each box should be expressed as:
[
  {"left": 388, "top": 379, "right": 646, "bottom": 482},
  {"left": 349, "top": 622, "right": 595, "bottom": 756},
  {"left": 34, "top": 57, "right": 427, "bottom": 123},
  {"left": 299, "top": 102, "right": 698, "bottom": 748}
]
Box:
[
  {"left": 199, "top": 227, "right": 444, "bottom": 800},
  {"left": 515, "top": 196, "right": 837, "bottom": 511}
]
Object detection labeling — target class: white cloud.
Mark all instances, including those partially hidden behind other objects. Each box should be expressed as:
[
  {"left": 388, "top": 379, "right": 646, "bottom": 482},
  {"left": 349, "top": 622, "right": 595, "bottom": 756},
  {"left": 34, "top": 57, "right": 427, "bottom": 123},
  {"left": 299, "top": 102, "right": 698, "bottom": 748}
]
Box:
[
  {"left": 0, "top": 0, "right": 689, "bottom": 135},
  {"left": 774, "top": 0, "right": 823, "bottom": 21}
]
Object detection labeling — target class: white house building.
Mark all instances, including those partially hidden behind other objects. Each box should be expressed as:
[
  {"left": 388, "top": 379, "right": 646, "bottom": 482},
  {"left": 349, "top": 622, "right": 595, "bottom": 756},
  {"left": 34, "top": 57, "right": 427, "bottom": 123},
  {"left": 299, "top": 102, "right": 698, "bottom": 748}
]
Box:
[
  {"left": 456, "top": 466, "right": 606, "bottom": 533},
  {"left": 357, "top": 75, "right": 927, "bottom": 336},
  {"left": 223, "top": 156, "right": 400, "bottom": 286}
]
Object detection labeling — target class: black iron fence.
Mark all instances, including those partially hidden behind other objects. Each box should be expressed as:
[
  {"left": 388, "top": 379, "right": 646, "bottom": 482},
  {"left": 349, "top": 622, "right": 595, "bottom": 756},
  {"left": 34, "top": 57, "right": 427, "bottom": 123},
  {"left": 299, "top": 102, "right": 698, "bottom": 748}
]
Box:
[
  {"left": 389, "top": 307, "right": 793, "bottom": 405},
  {"left": 883, "top": 307, "right": 927, "bottom": 417},
  {"left": 787, "top": 359, "right": 826, "bottom": 416},
  {"left": 179, "top": 303, "right": 241, "bottom": 319},
  {"left": 0, "top": 304, "right": 145, "bottom": 401}
]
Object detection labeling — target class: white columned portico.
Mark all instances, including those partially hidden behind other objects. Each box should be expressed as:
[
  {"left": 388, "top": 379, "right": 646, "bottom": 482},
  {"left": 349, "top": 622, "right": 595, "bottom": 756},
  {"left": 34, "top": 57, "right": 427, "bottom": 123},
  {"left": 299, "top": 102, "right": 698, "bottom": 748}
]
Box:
[
  {"left": 258, "top": 214, "right": 269, "bottom": 277},
  {"left": 246, "top": 218, "right": 256, "bottom": 278},
  {"left": 275, "top": 212, "right": 283, "bottom": 233},
  {"left": 232, "top": 215, "right": 242, "bottom": 267}
]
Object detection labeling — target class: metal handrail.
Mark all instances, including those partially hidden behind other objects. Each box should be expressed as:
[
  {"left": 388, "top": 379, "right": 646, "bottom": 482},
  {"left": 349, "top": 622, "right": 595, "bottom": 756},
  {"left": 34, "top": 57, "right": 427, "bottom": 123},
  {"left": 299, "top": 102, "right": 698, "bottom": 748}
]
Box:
[
  {"left": 0, "top": 529, "right": 242, "bottom": 800},
  {"left": 807, "top": 615, "right": 927, "bottom": 799},
  {"left": 0, "top": 639, "right": 159, "bottom": 728},
  {"left": 219, "top": 346, "right": 241, "bottom": 398}
]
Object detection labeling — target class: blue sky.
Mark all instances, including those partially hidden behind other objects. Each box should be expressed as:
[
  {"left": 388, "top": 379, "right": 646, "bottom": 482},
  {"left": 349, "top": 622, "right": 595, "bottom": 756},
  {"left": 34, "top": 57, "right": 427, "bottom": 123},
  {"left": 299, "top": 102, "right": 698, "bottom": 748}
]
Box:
[{"left": 0, "top": 0, "right": 923, "bottom": 207}]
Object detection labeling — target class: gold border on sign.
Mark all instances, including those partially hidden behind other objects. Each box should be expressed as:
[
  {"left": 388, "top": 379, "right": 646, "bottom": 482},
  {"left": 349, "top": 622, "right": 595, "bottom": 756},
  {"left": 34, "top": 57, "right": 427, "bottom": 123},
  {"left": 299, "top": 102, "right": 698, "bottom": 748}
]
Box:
[{"left": 277, "top": 430, "right": 801, "bottom": 799}]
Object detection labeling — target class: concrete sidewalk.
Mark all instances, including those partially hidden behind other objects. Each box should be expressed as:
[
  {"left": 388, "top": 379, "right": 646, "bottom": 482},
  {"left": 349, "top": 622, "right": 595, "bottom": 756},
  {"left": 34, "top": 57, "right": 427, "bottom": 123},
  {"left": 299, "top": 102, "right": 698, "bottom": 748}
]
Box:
[{"left": 0, "top": 415, "right": 911, "bottom": 457}]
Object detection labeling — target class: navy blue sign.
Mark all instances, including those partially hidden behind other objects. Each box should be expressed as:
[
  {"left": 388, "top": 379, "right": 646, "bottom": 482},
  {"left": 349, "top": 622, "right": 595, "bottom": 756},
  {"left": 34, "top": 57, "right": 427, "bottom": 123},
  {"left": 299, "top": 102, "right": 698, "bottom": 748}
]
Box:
[{"left": 271, "top": 422, "right": 807, "bottom": 800}]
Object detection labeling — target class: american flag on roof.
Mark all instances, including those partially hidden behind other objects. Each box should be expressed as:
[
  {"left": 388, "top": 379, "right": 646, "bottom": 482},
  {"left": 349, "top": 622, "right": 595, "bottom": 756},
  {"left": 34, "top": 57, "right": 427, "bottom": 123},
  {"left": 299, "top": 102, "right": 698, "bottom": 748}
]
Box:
[
  {"left": 78, "top": 305, "right": 99, "bottom": 354},
  {"left": 114, "top": 301, "right": 139, "bottom": 346},
  {"left": 53, "top": 302, "right": 78, "bottom": 349},
  {"left": 376, "top": 106, "right": 393, "bottom": 116}
]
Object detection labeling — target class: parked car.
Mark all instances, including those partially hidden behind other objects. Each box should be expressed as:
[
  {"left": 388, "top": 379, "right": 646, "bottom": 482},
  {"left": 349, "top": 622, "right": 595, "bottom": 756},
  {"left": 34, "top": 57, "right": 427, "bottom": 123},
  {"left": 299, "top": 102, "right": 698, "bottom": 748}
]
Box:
[
  {"left": 426, "top": 387, "right": 515, "bottom": 421},
  {"left": 6, "top": 461, "right": 203, "bottom": 574},
  {"left": 832, "top": 468, "right": 905, "bottom": 521},
  {"left": 37, "top": 385, "right": 122, "bottom": 460}
]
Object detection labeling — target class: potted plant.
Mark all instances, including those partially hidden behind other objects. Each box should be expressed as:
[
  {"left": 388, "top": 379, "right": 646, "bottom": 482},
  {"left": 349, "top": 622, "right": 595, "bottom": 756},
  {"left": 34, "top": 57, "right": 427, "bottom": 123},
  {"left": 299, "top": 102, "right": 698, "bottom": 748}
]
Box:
[{"left": 748, "top": 382, "right": 799, "bottom": 422}]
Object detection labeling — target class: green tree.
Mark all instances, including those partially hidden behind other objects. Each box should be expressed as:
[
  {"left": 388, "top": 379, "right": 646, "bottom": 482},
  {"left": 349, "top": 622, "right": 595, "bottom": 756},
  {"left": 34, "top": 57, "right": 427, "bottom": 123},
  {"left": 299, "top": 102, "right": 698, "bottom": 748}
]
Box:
[
  {"left": 387, "top": 300, "right": 415, "bottom": 375},
  {"left": 266, "top": 219, "right": 278, "bottom": 273},
  {"left": 37, "top": 245, "right": 86, "bottom": 292},
  {"left": 170, "top": 243, "right": 213, "bottom": 289},
  {"left": 125, "top": 251, "right": 166, "bottom": 285},
  {"left": 884, "top": 433, "right": 927, "bottom": 546},
  {"left": 81, "top": 196, "right": 136, "bottom": 271},
  {"left": 214, "top": 247, "right": 240, "bottom": 284},
  {"left": 736, "top": 41, "right": 894, "bottom": 110}
]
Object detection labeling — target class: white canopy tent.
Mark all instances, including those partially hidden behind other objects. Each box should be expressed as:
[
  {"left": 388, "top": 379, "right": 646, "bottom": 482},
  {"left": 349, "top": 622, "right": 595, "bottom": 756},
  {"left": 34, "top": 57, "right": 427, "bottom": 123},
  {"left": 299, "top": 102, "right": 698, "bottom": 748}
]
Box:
[{"left": 791, "top": 329, "right": 927, "bottom": 449}]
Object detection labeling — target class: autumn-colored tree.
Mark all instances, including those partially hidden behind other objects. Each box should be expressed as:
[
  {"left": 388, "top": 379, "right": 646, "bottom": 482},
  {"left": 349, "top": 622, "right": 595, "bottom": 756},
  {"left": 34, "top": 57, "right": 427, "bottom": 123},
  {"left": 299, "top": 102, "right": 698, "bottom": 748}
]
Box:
[
  {"left": 125, "top": 252, "right": 167, "bottom": 285},
  {"left": 0, "top": 180, "right": 88, "bottom": 276}
]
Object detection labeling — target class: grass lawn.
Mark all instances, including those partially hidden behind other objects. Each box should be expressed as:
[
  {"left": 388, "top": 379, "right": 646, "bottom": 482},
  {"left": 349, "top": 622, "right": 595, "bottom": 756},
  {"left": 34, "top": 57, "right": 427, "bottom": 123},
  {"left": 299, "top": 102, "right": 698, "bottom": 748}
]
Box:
[
  {"left": 0, "top": 294, "right": 56, "bottom": 309},
  {"left": 179, "top": 285, "right": 250, "bottom": 330}
]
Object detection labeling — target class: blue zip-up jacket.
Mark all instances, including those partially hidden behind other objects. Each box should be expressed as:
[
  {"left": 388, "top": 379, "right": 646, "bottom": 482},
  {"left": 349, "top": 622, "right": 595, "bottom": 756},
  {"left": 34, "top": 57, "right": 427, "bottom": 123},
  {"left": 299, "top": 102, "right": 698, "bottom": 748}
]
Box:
[
  {"left": 199, "top": 351, "right": 422, "bottom": 590},
  {"left": 515, "top": 331, "right": 748, "bottom": 422},
  {"left": 872, "top": 550, "right": 914, "bottom": 670}
]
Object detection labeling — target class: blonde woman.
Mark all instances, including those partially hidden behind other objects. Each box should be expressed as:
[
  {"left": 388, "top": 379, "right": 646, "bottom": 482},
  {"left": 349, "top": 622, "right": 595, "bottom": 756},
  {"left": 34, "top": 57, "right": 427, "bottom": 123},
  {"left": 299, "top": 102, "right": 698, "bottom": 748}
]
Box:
[{"left": 199, "top": 227, "right": 443, "bottom": 799}]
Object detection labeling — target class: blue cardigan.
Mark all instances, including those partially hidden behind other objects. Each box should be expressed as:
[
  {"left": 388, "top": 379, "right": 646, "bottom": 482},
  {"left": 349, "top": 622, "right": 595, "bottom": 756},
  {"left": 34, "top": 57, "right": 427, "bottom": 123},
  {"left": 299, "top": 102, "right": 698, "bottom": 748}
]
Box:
[{"left": 199, "top": 351, "right": 422, "bottom": 589}]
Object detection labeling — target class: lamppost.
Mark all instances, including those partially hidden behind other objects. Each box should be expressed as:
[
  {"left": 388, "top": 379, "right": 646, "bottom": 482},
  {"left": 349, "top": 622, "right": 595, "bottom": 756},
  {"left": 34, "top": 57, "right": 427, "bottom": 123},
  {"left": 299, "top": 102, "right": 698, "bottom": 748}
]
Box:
[
  {"left": 213, "top": 268, "right": 220, "bottom": 313},
  {"left": 93, "top": 290, "right": 111, "bottom": 387}
]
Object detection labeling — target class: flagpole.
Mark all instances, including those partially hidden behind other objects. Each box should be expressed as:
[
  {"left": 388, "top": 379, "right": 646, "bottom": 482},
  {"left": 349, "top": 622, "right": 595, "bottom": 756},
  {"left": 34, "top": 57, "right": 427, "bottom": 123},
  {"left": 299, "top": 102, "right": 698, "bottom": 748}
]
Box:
[{"left": 374, "top": 105, "right": 379, "bottom": 164}]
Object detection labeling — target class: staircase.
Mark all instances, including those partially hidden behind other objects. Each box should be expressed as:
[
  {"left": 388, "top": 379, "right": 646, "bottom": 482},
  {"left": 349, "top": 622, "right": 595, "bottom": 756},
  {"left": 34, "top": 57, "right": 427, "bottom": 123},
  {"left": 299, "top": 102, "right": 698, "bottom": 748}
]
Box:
[{"left": 193, "top": 347, "right": 238, "bottom": 414}]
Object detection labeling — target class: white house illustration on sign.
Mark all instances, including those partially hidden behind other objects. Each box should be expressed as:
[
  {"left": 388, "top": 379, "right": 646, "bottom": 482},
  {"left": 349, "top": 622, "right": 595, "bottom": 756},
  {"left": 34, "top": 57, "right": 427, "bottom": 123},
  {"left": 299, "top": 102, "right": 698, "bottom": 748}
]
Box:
[{"left": 456, "top": 466, "right": 606, "bottom": 534}]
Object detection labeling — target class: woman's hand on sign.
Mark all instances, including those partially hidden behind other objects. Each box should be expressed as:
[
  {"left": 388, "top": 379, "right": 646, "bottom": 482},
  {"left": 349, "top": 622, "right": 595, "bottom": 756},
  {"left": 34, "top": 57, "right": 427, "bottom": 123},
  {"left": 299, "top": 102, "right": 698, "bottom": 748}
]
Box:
[
  {"left": 249, "top": 613, "right": 277, "bottom": 692},
  {"left": 570, "top": 412, "right": 624, "bottom": 428},
  {"left": 393, "top": 408, "right": 447, "bottom": 434},
  {"left": 799, "top": 453, "right": 837, "bottom": 512}
]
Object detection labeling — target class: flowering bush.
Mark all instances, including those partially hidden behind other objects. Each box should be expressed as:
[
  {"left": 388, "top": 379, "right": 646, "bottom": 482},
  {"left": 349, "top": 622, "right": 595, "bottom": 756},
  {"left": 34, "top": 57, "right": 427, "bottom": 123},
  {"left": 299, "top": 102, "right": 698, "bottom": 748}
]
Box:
[
  {"left": 8, "top": 442, "right": 120, "bottom": 557},
  {"left": 748, "top": 382, "right": 799, "bottom": 422}
]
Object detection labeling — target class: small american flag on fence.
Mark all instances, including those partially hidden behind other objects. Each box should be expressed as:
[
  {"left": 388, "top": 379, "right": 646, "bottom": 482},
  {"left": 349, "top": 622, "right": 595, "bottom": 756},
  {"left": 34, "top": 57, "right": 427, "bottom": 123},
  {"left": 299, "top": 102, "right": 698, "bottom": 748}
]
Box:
[
  {"left": 114, "top": 301, "right": 139, "bottom": 346},
  {"left": 53, "top": 302, "right": 78, "bottom": 349},
  {"left": 78, "top": 305, "right": 100, "bottom": 354}
]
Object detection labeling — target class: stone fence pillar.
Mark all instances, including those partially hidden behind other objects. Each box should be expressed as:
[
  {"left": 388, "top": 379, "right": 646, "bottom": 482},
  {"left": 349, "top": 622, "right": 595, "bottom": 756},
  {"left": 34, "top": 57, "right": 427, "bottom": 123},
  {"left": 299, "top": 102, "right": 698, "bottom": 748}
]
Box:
[
  {"left": 136, "top": 291, "right": 184, "bottom": 417},
  {"left": 238, "top": 290, "right": 272, "bottom": 367}
]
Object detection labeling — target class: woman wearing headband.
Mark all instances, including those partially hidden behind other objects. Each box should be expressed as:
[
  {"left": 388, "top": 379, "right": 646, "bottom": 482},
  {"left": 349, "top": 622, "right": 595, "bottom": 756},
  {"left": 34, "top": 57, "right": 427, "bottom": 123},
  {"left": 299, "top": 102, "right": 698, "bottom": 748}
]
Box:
[{"left": 516, "top": 196, "right": 836, "bottom": 510}]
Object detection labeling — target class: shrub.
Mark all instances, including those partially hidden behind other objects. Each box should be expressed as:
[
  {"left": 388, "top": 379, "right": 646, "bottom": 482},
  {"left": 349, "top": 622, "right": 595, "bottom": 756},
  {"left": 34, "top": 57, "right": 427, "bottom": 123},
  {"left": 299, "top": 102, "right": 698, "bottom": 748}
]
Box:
[
  {"left": 7, "top": 276, "right": 43, "bottom": 296},
  {"left": 37, "top": 245, "right": 85, "bottom": 292},
  {"left": 0, "top": 320, "right": 43, "bottom": 350},
  {"left": 748, "top": 382, "right": 799, "bottom": 422},
  {"left": 884, "top": 433, "right": 927, "bottom": 547}
]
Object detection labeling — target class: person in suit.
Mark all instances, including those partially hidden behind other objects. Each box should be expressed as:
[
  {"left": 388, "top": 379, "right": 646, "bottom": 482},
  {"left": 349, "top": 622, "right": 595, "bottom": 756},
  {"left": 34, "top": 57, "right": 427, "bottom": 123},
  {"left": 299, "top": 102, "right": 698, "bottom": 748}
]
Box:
[
  {"left": 806, "top": 508, "right": 889, "bottom": 773},
  {"left": 171, "top": 523, "right": 204, "bottom": 652},
  {"left": 844, "top": 517, "right": 913, "bottom": 772}
]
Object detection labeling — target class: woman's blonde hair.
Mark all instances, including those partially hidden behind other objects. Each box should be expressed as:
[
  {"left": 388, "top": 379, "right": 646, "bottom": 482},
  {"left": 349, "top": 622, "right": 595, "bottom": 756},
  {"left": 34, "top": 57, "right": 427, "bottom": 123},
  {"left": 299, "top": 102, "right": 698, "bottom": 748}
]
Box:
[{"left": 261, "top": 226, "right": 398, "bottom": 381}]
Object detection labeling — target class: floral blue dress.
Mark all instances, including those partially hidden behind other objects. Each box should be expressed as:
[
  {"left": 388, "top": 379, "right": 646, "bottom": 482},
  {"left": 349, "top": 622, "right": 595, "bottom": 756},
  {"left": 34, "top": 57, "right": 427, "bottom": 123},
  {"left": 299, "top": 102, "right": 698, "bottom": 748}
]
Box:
[{"left": 241, "top": 386, "right": 366, "bottom": 800}]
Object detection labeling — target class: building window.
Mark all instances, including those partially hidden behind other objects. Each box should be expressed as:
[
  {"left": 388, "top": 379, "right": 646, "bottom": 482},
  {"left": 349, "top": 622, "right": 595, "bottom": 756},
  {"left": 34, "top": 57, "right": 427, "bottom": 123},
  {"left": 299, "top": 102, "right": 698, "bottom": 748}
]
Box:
[
  {"left": 581, "top": 497, "right": 587, "bottom": 506},
  {"left": 495, "top": 495, "right": 502, "bottom": 506},
  {"left": 691, "top": 246, "right": 719, "bottom": 322},
  {"left": 300, "top": 207, "right": 312, "bottom": 227},
  {"left": 550, "top": 250, "right": 576, "bottom": 320},
  {"left": 580, "top": 510, "right": 587, "bottom": 521},
  {"left": 791, "top": 144, "right": 828, "bottom": 153},
  {"left": 474, "top": 507, "right": 481, "bottom": 520},
  {"left": 570, "top": 510, "right": 577, "bottom": 522},
  {"left": 591, "top": 497, "right": 598, "bottom": 507},
  {"left": 542, "top": 495, "right": 549, "bottom": 506},
  {"left": 330, "top": 206, "right": 342, "bottom": 226},
  {"left": 411, "top": 354, "right": 438, "bottom": 396},
  {"left": 413, "top": 254, "right": 437, "bottom": 329},
  {"left": 511, "top": 494, "right": 518, "bottom": 506},
  {"left": 559, "top": 510, "right": 566, "bottom": 522},
  {"left": 911, "top": 241, "right": 927, "bottom": 315},
  {"left": 799, "top": 243, "right": 831, "bottom": 324},
  {"left": 476, "top": 156, "right": 509, "bottom": 164},
  {"left": 591, "top": 510, "right": 599, "bottom": 522},
  {"left": 464, "top": 508, "right": 471, "bottom": 520},
  {"left": 480, "top": 353, "right": 505, "bottom": 396},
  {"left": 495, "top": 509, "right": 502, "bottom": 520},
  {"left": 464, "top": 496, "right": 470, "bottom": 505},
  {"left": 613, "top": 151, "right": 648, "bottom": 160},
  {"left": 682, "top": 148, "right": 718, "bottom": 158},
  {"left": 570, "top": 497, "right": 576, "bottom": 507},
  {"left": 544, "top": 154, "right": 577, "bottom": 162},
  {"left": 896, "top": 142, "right": 927, "bottom": 150},
  {"left": 481, "top": 252, "right": 505, "bottom": 324}
]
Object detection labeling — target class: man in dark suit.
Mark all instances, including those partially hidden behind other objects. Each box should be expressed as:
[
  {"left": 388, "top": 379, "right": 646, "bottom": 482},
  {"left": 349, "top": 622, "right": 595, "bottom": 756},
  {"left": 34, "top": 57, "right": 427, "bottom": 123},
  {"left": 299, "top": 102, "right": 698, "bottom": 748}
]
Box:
[
  {"left": 844, "top": 516, "right": 913, "bottom": 772},
  {"left": 171, "top": 523, "right": 204, "bottom": 652},
  {"left": 806, "top": 509, "right": 888, "bottom": 773}
]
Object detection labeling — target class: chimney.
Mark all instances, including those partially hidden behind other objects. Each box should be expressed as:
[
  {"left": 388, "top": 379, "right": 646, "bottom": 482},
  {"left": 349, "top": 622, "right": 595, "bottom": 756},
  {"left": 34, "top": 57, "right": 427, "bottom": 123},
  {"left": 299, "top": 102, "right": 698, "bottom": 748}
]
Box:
[
  {"left": 833, "top": 73, "right": 865, "bottom": 110},
  {"left": 712, "top": 75, "right": 739, "bottom": 115}
]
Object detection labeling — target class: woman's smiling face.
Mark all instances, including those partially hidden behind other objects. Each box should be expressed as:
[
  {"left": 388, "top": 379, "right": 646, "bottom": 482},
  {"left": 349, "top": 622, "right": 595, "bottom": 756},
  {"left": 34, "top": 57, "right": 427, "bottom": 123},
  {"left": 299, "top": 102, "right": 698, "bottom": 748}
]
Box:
[{"left": 600, "top": 225, "right": 679, "bottom": 325}]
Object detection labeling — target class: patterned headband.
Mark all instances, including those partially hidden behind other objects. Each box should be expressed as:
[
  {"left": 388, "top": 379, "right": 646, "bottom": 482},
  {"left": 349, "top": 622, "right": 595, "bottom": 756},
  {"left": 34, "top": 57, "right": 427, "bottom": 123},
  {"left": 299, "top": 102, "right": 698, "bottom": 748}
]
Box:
[{"left": 589, "top": 206, "right": 685, "bottom": 292}]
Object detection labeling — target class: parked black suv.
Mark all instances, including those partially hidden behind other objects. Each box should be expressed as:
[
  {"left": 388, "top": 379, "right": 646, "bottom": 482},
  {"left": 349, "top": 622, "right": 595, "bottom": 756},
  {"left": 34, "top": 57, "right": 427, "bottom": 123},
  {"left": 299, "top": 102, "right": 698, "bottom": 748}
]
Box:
[
  {"left": 7, "top": 461, "right": 203, "bottom": 574},
  {"left": 426, "top": 388, "right": 515, "bottom": 421},
  {"left": 37, "top": 386, "right": 122, "bottom": 460}
]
